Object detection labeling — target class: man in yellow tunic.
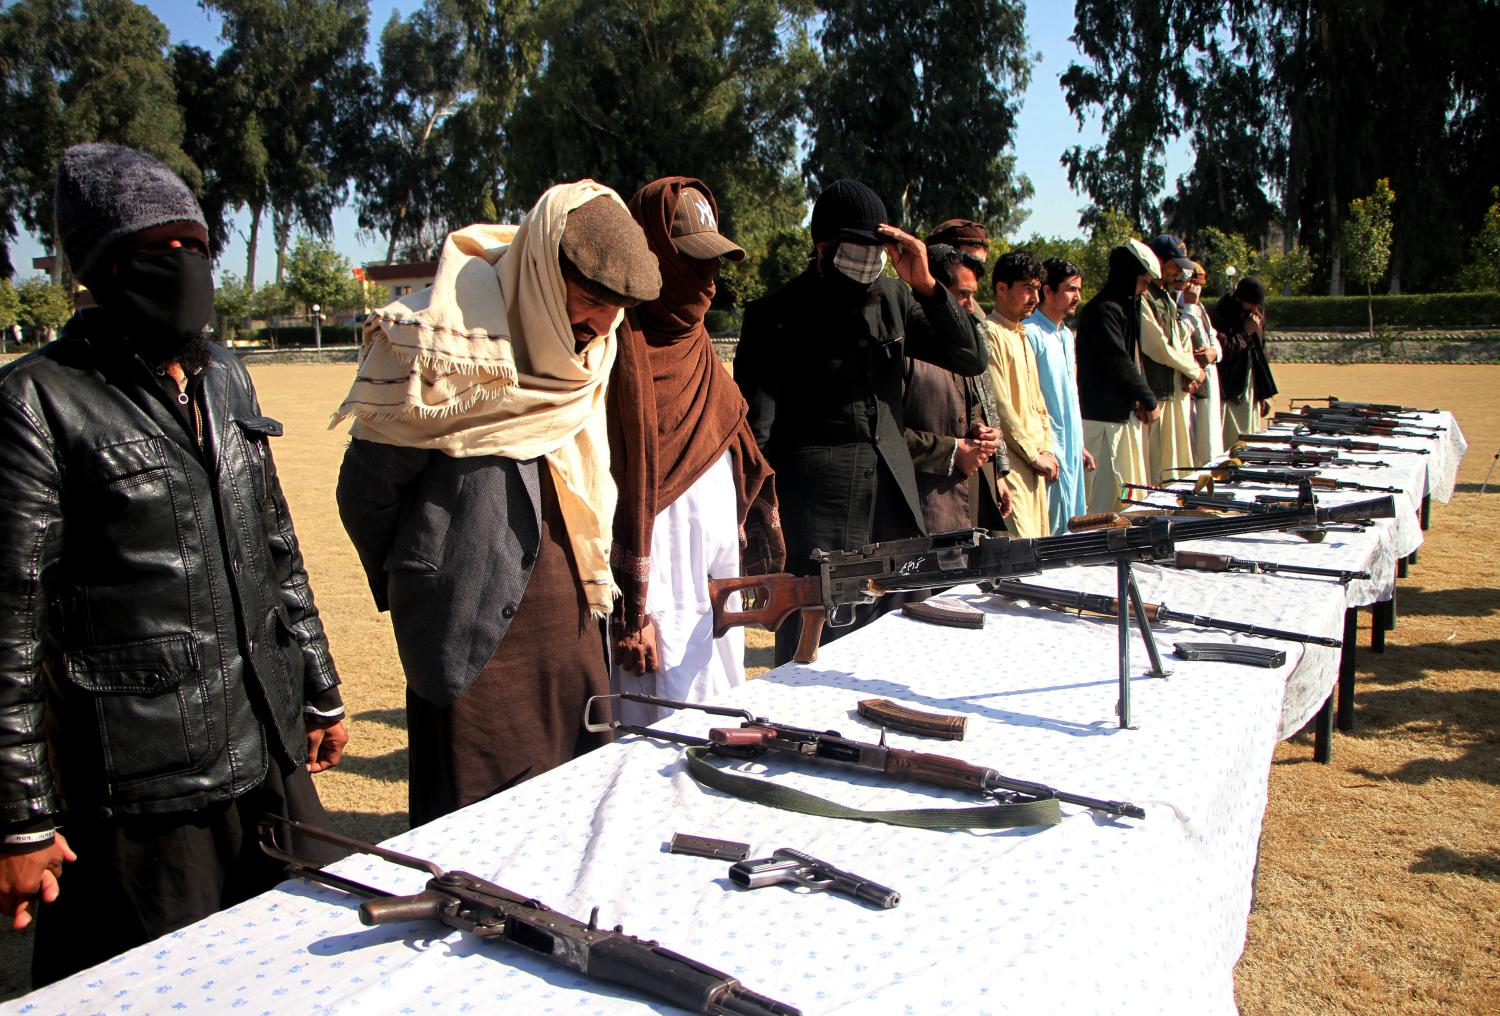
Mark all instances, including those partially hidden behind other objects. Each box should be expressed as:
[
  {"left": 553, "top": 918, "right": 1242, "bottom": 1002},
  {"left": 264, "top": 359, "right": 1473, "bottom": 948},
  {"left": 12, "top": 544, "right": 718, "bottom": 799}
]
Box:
[
  {"left": 983, "top": 251, "right": 1057, "bottom": 538},
  {"left": 1138, "top": 235, "right": 1206, "bottom": 481}
]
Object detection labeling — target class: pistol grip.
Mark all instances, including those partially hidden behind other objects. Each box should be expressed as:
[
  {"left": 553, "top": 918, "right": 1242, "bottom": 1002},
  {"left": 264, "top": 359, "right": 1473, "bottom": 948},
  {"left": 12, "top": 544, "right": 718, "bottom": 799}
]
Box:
[{"left": 792, "top": 608, "right": 824, "bottom": 663}]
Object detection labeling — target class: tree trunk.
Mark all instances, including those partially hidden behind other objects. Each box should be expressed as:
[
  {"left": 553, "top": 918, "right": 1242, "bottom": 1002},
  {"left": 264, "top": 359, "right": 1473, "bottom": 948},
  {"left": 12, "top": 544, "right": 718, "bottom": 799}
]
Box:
[
  {"left": 273, "top": 206, "right": 291, "bottom": 285},
  {"left": 246, "top": 204, "right": 262, "bottom": 290},
  {"left": 1367, "top": 282, "right": 1374, "bottom": 339}
]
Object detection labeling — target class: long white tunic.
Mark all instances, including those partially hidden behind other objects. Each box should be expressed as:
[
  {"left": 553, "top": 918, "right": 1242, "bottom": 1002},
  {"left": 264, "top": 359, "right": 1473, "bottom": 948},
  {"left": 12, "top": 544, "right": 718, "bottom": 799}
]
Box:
[
  {"left": 610, "top": 450, "right": 745, "bottom": 726},
  {"left": 1180, "top": 300, "right": 1224, "bottom": 464}
]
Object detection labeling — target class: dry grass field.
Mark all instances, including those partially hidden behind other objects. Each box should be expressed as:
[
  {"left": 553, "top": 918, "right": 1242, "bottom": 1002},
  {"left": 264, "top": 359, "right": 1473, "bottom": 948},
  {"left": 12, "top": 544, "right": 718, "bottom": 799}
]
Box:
[{"left": 1, "top": 362, "right": 1496, "bottom": 1010}]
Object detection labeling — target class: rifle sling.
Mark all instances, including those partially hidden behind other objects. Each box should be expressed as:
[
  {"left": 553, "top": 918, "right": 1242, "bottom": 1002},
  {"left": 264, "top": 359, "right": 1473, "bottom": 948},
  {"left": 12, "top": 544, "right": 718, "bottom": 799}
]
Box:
[{"left": 683, "top": 746, "right": 1061, "bottom": 831}]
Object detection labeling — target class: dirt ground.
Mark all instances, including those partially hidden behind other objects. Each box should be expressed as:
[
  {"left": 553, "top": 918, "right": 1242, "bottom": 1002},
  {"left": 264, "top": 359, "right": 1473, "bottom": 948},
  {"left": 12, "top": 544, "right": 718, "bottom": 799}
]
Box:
[{"left": 1, "top": 363, "right": 1496, "bottom": 1010}]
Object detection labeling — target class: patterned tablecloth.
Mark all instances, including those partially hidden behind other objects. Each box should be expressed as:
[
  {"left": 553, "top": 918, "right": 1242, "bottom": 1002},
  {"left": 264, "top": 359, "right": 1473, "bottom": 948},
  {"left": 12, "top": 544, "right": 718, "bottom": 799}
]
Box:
[{"left": 5, "top": 415, "right": 1465, "bottom": 1016}]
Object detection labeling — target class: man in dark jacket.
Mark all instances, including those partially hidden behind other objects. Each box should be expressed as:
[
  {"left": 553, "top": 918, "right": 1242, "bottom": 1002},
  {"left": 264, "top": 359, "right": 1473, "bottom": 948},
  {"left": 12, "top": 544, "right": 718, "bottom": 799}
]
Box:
[
  {"left": 735, "top": 180, "right": 988, "bottom": 663},
  {"left": 1211, "top": 276, "right": 1278, "bottom": 446},
  {"left": 1076, "top": 241, "right": 1162, "bottom": 513},
  {"left": 0, "top": 144, "right": 347, "bottom": 985},
  {"left": 902, "top": 242, "right": 1011, "bottom": 534}
]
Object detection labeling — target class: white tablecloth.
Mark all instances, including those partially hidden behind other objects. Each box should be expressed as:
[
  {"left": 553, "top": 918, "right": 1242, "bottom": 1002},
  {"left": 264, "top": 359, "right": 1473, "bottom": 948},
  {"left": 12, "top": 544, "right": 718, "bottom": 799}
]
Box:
[{"left": 6, "top": 415, "right": 1466, "bottom": 1016}]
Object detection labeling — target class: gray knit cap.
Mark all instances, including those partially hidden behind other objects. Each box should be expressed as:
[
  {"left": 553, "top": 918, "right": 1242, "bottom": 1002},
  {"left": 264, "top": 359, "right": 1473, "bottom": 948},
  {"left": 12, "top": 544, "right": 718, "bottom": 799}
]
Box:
[{"left": 55, "top": 143, "right": 207, "bottom": 281}]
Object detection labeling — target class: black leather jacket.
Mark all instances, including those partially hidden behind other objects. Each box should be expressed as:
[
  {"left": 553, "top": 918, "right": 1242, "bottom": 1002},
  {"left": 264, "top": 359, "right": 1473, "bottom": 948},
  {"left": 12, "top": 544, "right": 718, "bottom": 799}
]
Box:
[{"left": 0, "top": 310, "right": 340, "bottom": 827}]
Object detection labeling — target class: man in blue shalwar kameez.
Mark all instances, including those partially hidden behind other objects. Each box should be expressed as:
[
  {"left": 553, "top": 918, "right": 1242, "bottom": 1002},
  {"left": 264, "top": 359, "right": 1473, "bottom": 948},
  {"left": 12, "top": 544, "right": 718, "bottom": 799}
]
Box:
[{"left": 1023, "top": 257, "right": 1094, "bottom": 533}]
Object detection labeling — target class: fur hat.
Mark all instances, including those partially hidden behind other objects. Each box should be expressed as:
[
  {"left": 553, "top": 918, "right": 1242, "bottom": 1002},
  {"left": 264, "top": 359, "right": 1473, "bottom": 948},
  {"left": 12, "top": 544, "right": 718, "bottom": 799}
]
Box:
[
  {"left": 54, "top": 143, "right": 207, "bottom": 281},
  {"left": 559, "top": 195, "right": 661, "bottom": 303}
]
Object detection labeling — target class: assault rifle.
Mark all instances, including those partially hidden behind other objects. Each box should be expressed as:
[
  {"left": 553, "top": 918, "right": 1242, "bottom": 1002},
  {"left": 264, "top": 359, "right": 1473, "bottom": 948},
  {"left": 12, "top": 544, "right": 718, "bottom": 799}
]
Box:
[
  {"left": 1271, "top": 412, "right": 1439, "bottom": 440},
  {"left": 1289, "top": 396, "right": 1439, "bottom": 418},
  {"left": 1121, "top": 483, "right": 1301, "bottom": 515},
  {"left": 582, "top": 692, "right": 1145, "bottom": 823},
  {"left": 1165, "top": 462, "right": 1400, "bottom": 493},
  {"left": 707, "top": 493, "right": 1395, "bottom": 663},
  {"left": 1291, "top": 407, "right": 1444, "bottom": 433},
  {"left": 1228, "top": 443, "right": 1353, "bottom": 468},
  {"left": 1237, "top": 430, "right": 1421, "bottom": 456},
  {"left": 983, "top": 579, "right": 1345, "bottom": 647},
  {"left": 258, "top": 816, "right": 801, "bottom": 1016}
]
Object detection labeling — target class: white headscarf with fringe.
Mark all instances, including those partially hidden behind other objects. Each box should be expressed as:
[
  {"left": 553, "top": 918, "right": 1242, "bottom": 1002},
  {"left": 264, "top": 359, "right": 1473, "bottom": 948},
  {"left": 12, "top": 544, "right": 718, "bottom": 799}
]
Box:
[{"left": 331, "top": 180, "right": 626, "bottom": 617}]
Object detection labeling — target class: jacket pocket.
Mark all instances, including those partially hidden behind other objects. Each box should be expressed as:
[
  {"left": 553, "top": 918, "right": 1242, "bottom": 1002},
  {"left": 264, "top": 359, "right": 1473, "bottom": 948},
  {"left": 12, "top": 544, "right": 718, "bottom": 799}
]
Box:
[
  {"left": 62, "top": 634, "right": 211, "bottom": 789},
  {"left": 236, "top": 416, "right": 283, "bottom": 507}
]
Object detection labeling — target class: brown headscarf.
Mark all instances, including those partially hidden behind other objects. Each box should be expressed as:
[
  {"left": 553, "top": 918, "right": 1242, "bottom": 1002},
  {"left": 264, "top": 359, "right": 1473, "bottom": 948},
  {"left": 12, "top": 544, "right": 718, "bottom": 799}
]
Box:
[{"left": 609, "top": 177, "right": 784, "bottom": 631}]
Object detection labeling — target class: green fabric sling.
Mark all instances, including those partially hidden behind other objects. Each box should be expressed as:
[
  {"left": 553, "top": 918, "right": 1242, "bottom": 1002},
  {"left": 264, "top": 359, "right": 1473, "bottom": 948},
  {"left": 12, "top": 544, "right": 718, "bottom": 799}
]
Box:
[{"left": 684, "top": 746, "right": 1061, "bottom": 831}]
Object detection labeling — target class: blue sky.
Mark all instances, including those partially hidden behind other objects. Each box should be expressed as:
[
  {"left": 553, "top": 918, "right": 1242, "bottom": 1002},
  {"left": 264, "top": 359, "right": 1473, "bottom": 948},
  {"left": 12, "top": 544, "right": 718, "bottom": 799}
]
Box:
[{"left": 13, "top": 0, "right": 1192, "bottom": 280}]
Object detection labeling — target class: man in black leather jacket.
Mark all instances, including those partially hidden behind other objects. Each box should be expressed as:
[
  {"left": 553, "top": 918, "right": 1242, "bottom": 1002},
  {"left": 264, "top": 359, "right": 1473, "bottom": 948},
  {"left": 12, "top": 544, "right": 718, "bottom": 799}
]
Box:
[{"left": 0, "top": 144, "right": 348, "bottom": 986}]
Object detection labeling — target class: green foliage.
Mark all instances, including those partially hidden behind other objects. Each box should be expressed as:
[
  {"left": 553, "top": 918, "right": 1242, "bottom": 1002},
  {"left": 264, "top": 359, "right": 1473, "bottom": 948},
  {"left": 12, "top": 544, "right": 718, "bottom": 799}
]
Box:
[
  {"left": 0, "top": 278, "right": 19, "bottom": 329},
  {"left": 204, "top": 0, "right": 375, "bottom": 283},
  {"left": 355, "top": 0, "right": 505, "bottom": 262},
  {"left": 749, "top": 223, "right": 814, "bottom": 302},
  {"left": 1195, "top": 227, "right": 1257, "bottom": 297},
  {"left": 1344, "top": 178, "right": 1395, "bottom": 334},
  {"left": 283, "top": 236, "right": 363, "bottom": 314},
  {"left": 1077, "top": 208, "right": 1140, "bottom": 301},
  {"left": 1459, "top": 188, "right": 1500, "bottom": 292},
  {"left": 1258, "top": 246, "right": 1315, "bottom": 296},
  {"left": 1061, "top": 0, "right": 1209, "bottom": 232},
  {"left": 0, "top": 0, "right": 198, "bottom": 272},
  {"left": 16, "top": 276, "right": 71, "bottom": 338},
  {"left": 213, "top": 272, "right": 254, "bottom": 339},
  {"left": 501, "top": 0, "right": 813, "bottom": 309},
  {"left": 804, "top": 0, "right": 1033, "bottom": 234},
  {"left": 251, "top": 281, "right": 295, "bottom": 321},
  {"left": 1345, "top": 179, "right": 1395, "bottom": 290},
  {"left": 1265, "top": 293, "right": 1500, "bottom": 330}
]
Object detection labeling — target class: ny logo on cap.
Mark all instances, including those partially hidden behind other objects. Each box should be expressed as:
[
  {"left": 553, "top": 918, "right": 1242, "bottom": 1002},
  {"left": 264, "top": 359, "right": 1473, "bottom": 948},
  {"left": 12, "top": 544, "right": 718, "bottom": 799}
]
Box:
[{"left": 685, "top": 191, "right": 715, "bottom": 230}]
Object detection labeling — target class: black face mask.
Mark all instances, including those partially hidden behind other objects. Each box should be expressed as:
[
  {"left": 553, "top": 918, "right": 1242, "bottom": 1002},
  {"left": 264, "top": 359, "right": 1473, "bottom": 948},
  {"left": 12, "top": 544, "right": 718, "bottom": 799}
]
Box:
[{"left": 94, "top": 248, "right": 216, "bottom": 368}]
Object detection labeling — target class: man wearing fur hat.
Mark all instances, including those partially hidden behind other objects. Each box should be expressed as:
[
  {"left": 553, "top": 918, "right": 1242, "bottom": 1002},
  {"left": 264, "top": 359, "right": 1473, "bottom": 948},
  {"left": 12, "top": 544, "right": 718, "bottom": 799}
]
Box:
[
  {"left": 0, "top": 144, "right": 348, "bottom": 983},
  {"left": 335, "top": 181, "right": 660, "bottom": 826},
  {"left": 735, "top": 179, "right": 988, "bottom": 665}
]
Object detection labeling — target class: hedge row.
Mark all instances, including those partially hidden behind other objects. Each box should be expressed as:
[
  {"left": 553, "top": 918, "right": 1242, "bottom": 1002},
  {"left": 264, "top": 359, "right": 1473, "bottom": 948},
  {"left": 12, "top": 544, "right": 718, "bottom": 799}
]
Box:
[
  {"left": 238, "top": 325, "right": 361, "bottom": 347},
  {"left": 1267, "top": 292, "right": 1500, "bottom": 329}
]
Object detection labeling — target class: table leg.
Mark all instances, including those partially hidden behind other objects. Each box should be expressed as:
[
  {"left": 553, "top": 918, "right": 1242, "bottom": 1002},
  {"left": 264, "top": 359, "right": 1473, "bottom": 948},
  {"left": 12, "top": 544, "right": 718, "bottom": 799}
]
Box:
[
  {"left": 1397, "top": 556, "right": 1409, "bottom": 578},
  {"left": 1420, "top": 493, "right": 1431, "bottom": 531},
  {"left": 1371, "top": 602, "right": 1388, "bottom": 653},
  {"left": 1313, "top": 693, "right": 1333, "bottom": 764},
  {"left": 1338, "top": 607, "right": 1358, "bottom": 731}
]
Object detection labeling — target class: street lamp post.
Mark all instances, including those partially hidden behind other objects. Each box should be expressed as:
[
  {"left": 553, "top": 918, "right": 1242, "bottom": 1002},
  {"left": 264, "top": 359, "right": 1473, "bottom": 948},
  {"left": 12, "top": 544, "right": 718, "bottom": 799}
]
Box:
[{"left": 312, "top": 303, "right": 323, "bottom": 350}]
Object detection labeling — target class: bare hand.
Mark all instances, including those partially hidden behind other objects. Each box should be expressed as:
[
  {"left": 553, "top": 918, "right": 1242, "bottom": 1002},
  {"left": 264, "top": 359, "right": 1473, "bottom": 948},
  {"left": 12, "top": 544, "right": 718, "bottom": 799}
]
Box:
[
  {"left": 877, "top": 224, "right": 936, "bottom": 298},
  {"left": 1258, "top": 400, "right": 1272, "bottom": 418},
  {"left": 997, "top": 483, "right": 1014, "bottom": 519},
  {"left": 305, "top": 718, "right": 349, "bottom": 773},
  {"left": 613, "top": 617, "right": 660, "bottom": 675},
  {"left": 1082, "top": 447, "right": 1097, "bottom": 472},
  {"left": 1135, "top": 402, "right": 1163, "bottom": 424},
  {"left": 955, "top": 437, "right": 996, "bottom": 477},
  {"left": 1031, "top": 451, "right": 1061, "bottom": 481},
  {"left": 1, "top": 834, "right": 76, "bottom": 930}
]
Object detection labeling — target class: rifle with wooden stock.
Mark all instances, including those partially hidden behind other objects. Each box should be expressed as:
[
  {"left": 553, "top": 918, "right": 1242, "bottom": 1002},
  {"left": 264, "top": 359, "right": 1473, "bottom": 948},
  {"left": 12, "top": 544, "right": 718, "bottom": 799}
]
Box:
[
  {"left": 1237, "top": 430, "right": 1422, "bottom": 456},
  {"left": 1165, "top": 462, "right": 1401, "bottom": 494},
  {"left": 258, "top": 816, "right": 801, "bottom": 1016},
  {"left": 707, "top": 494, "right": 1395, "bottom": 663}
]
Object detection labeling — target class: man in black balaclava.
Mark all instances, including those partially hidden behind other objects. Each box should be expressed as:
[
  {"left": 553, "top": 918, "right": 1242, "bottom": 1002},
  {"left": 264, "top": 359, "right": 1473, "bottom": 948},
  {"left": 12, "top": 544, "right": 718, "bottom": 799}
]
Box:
[
  {"left": 1075, "top": 240, "right": 1162, "bottom": 514},
  {"left": 0, "top": 144, "right": 348, "bottom": 986},
  {"left": 735, "top": 179, "right": 988, "bottom": 664}
]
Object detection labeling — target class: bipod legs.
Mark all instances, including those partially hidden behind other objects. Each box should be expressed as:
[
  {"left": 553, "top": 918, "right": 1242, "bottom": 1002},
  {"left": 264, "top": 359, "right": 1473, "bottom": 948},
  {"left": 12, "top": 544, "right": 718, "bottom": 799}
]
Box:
[{"left": 1115, "top": 558, "right": 1172, "bottom": 729}]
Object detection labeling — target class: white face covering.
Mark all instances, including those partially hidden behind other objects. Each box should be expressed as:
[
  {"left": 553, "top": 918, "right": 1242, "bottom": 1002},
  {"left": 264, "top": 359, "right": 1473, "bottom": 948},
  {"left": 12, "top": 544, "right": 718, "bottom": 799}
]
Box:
[{"left": 831, "top": 242, "right": 887, "bottom": 284}]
